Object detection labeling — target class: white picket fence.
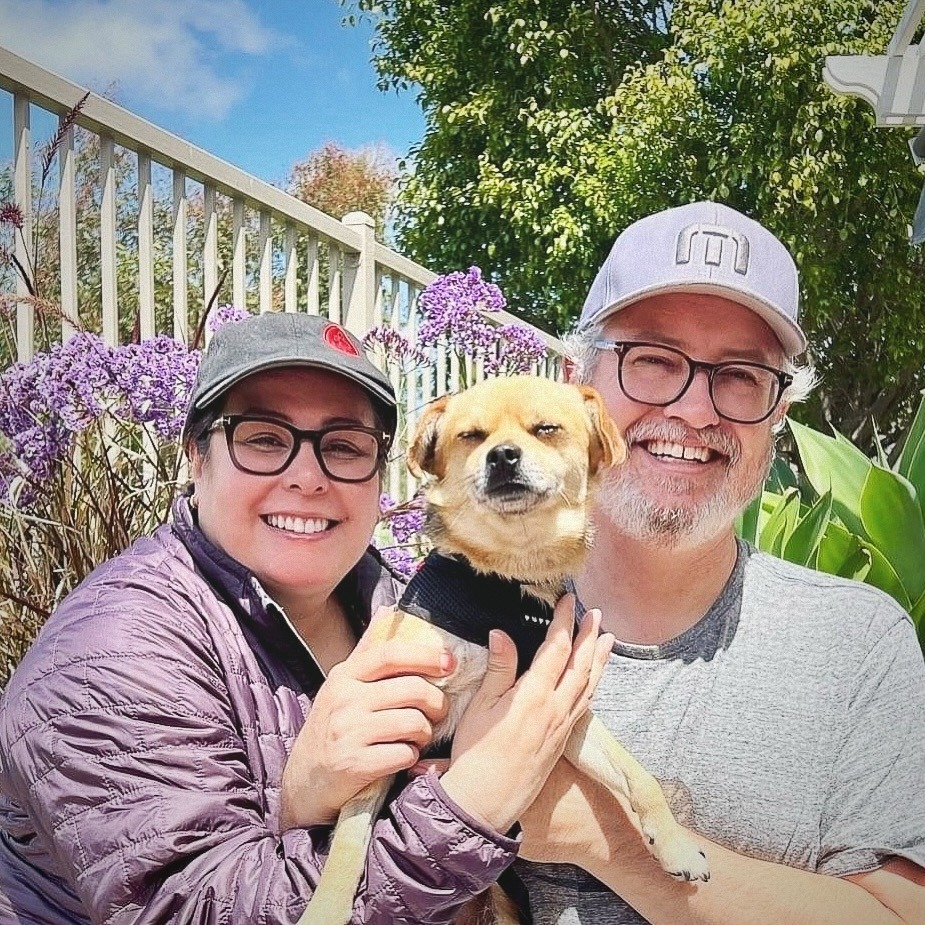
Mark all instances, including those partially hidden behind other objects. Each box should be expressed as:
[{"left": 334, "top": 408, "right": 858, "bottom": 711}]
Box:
[{"left": 0, "top": 45, "right": 564, "bottom": 501}]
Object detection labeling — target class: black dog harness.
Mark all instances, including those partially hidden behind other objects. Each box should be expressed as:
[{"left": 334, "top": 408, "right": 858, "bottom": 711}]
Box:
[{"left": 398, "top": 551, "right": 555, "bottom": 676}]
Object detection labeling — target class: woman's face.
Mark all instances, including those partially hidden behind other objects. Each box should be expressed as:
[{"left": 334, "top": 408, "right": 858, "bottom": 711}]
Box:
[{"left": 190, "top": 367, "right": 383, "bottom": 611}]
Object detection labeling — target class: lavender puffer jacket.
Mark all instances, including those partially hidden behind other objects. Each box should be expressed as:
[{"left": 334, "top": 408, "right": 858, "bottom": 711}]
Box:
[{"left": 0, "top": 497, "right": 519, "bottom": 924}]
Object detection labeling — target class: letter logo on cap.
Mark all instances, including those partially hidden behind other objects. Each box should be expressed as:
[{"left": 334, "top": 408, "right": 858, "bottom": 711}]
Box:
[
  {"left": 323, "top": 322, "right": 360, "bottom": 357},
  {"left": 676, "top": 223, "right": 750, "bottom": 275}
]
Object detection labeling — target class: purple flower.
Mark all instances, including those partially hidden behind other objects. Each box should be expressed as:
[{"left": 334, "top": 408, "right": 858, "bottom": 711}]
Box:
[
  {"left": 378, "top": 545, "right": 416, "bottom": 578},
  {"left": 207, "top": 304, "right": 252, "bottom": 333},
  {"left": 363, "top": 326, "right": 427, "bottom": 365},
  {"left": 110, "top": 337, "right": 200, "bottom": 440},
  {"left": 0, "top": 201, "right": 24, "bottom": 230},
  {"left": 0, "top": 332, "right": 201, "bottom": 494},
  {"left": 416, "top": 267, "right": 547, "bottom": 374}
]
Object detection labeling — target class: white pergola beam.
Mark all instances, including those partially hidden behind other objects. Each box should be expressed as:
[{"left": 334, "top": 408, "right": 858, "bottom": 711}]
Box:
[
  {"left": 824, "top": 0, "right": 925, "bottom": 124},
  {"left": 889, "top": 0, "right": 925, "bottom": 55}
]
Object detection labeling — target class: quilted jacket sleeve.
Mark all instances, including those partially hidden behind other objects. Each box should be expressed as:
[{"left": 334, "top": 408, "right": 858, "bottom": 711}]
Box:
[{"left": 0, "top": 557, "right": 518, "bottom": 925}]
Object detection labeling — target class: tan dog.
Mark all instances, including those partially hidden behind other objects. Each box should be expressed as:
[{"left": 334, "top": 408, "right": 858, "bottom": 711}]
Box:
[{"left": 298, "top": 376, "right": 709, "bottom": 925}]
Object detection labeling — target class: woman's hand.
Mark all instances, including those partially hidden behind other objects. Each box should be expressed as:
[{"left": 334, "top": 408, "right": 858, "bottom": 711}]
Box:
[
  {"left": 439, "top": 597, "right": 614, "bottom": 833},
  {"left": 280, "top": 608, "right": 455, "bottom": 831}
]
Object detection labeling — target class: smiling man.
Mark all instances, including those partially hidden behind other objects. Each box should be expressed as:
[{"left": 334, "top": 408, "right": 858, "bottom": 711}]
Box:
[{"left": 514, "top": 202, "right": 925, "bottom": 924}]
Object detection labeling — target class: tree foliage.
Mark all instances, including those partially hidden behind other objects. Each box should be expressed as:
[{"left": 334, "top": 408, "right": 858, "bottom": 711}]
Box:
[
  {"left": 356, "top": 0, "right": 925, "bottom": 453},
  {"left": 288, "top": 141, "right": 396, "bottom": 240}
]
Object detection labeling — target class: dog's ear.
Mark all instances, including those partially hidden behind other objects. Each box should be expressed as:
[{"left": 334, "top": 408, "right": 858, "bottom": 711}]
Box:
[
  {"left": 579, "top": 385, "right": 626, "bottom": 474},
  {"left": 408, "top": 396, "right": 449, "bottom": 478}
]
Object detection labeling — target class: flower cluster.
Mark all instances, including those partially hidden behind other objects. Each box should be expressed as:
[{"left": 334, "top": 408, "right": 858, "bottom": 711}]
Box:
[
  {"left": 0, "top": 332, "right": 201, "bottom": 497},
  {"left": 376, "top": 492, "right": 428, "bottom": 577},
  {"left": 109, "top": 337, "right": 201, "bottom": 441},
  {"left": 363, "top": 326, "right": 427, "bottom": 366},
  {"left": 208, "top": 304, "right": 253, "bottom": 334},
  {"left": 0, "top": 202, "right": 24, "bottom": 230},
  {"left": 416, "top": 267, "right": 546, "bottom": 374},
  {"left": 486, "top": 322, "right": 547, "bottom": 375}
]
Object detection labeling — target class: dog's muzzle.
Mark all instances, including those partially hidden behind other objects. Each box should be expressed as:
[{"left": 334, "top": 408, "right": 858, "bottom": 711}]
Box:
[{"left": 484, "top": 443, "right": 524, "bottom": 493}]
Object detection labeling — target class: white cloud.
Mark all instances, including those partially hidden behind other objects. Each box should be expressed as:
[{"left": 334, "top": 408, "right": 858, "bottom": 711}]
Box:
[{"left": 0, "top": 0, "right": 284, "bottom": 119}]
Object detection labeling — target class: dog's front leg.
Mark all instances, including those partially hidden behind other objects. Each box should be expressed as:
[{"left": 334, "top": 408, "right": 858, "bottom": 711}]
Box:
[
  {"left": 297, "top": 775, "right": 394, "bottom": 925},
  {"left": 564, "top": 712, "right": 710, "bottom": 882}
]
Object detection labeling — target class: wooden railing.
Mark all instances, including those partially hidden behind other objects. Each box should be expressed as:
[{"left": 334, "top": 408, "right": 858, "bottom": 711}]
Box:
[{"left": 0, "top": 45, "right": 564, "bottom": 501}]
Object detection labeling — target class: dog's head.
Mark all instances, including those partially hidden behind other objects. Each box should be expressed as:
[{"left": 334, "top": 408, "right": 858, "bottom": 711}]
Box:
[{"left": 408, "top": 376, "right": 625, "bottom": 579}]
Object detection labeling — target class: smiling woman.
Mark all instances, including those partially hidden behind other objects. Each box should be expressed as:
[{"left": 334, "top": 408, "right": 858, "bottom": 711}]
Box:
[{"left": 0, "top": 311, "right": 590, "bottom": 924}]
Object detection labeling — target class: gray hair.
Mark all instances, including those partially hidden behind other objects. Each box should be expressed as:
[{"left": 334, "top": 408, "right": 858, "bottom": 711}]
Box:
[{"left": 562, "top": 323, "right": 816, "bottom": 410}]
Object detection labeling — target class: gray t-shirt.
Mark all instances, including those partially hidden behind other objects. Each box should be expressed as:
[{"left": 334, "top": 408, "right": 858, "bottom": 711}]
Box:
[{"left": 516, "top": 541, "right": 925, "bottom": 924}]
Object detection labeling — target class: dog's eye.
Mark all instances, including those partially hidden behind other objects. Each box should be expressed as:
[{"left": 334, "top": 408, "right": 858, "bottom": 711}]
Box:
[
  {"left": 533, "top": 423, "right": 561, "bottom": 437},
  {"left": 458, "top": 429, "right": 487, "bottom": 443}
]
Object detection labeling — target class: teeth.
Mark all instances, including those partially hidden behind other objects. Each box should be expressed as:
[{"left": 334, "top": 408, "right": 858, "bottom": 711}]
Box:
[
  {"left": 647, "top": 440, "right": 711, "bottom": 462},
  {"left": 265, "top": 514, "right": 330, "bottom": 534}
]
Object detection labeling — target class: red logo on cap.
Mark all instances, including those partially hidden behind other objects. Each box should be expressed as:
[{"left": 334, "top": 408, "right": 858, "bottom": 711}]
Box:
[{"left": 322, "top": 323, "right": 360, "bottom": 357}]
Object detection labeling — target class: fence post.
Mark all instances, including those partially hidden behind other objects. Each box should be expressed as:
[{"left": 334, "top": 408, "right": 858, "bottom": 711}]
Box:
[
  {"left": 341, "top": 211, "right": 376, "bottom": 338},
  {"left": 13, "top": 92, "right": 33, "bottom": 361}
]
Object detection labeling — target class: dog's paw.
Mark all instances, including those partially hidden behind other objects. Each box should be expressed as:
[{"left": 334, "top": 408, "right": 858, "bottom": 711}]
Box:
[{"left": 649, "top": 834, "right": 710, "bottom": 883}]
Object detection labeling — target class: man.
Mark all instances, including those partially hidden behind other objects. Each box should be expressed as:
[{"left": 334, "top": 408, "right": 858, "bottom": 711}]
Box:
[{"left": 514, "top": 201, "right": 925, "bottom": 924}]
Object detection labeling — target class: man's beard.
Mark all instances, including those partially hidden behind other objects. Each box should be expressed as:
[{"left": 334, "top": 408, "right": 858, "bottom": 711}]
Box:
[{"left": 596, "top": 420, "right": 775, "bottom": 549}]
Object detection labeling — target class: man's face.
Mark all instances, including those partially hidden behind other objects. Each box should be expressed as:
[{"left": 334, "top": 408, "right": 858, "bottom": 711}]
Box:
[{"left": 587, "top": 292, "right": 787, "bottom": 548}]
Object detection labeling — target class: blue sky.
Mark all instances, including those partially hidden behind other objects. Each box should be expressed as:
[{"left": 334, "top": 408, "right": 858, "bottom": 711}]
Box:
[{"left": 0, "top": 0, "right": 426, "bottom": 186}]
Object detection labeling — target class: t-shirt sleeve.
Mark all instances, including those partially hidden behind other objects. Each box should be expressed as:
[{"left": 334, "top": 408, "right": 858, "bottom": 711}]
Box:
[{"left": 819, "top": 605, "right": 925, "bottom": 877}]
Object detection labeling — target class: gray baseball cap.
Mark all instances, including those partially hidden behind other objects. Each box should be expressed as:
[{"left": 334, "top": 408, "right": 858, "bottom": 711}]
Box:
[
  {"left": 184, "top": 312, "right": 397, "bottom": 438},
  {"left": 578, "top": 201, "right": 807, "bottom": 356}
]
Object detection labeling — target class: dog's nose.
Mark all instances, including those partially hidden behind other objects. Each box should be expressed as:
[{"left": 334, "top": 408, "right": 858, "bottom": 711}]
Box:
[{"left": 486, "top": 443, "right": 522, "bottom": 479}]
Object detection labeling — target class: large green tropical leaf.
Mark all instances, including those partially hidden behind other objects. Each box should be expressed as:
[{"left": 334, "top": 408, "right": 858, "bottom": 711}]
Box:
[
  {"left": 783, "top": 490, "right": 833, "bottom": 567},
  {"left": 759, "top": 488, "right": 801, "bottom": 558},
  {"left": 815, "top": 521, "right": 912, "bottom": 610},
  {"left": 858, "top": 464, "right": 925, "bottom": 605},
  {"left": 898, "top": 389, "right": 925, "bottom": 519},
  {"left": 788, "top": 420, "right": 868, "bottom": 536},
  {"left": 789, "top": 419, "right": 925, "bottom": 605},
  {"left": 736, "top": 492, "right": 761, "bottom": 545}
]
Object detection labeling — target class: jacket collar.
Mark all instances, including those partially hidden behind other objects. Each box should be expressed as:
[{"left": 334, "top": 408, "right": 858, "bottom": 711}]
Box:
[{"left": 170, "top": 493, "right": 405, "bottom": 692}]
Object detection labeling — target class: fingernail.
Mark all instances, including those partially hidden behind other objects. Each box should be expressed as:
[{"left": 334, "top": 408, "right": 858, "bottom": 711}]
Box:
[
  {"left": 489, "top": 630, "right": 501, "bottom": 654},
  {"left": 440, "top": 652, "right": 455, "bottom": 672}
]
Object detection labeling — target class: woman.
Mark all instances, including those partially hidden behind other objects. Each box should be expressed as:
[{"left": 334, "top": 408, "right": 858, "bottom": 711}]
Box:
[{"left": 0, "top": 312, "right": 611, "bottom": 924}]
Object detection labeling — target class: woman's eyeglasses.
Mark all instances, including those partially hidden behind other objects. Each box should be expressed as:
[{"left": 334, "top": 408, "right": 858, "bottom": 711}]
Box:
[{"left": 210, "top": 415, "right": 390, "bottom": 482}]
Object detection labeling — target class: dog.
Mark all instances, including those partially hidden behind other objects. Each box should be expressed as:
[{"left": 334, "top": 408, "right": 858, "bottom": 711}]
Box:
[{"left": 298, "top": 376, "right": 710, "bottom": 925}]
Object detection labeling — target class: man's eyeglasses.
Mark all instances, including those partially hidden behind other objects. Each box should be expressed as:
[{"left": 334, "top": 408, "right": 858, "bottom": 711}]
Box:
[
  {"left": 210, "top": 415, "right": 391, "bottom": 482},
  {"left": 593, "top": 340, "right": 793, "bottom": 424}
]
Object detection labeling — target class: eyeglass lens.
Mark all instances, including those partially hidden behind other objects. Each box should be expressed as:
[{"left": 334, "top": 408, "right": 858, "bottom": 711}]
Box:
[
  {"left": 619, "top": 344, "right": 781, "bottom": 423},
  {"left": 229, "top": 418, "right": 381, "bottom": 480}
]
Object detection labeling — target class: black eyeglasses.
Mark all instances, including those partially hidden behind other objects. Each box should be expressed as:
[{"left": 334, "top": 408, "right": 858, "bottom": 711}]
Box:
[
  {"left": 594, "top": 340, "right": 792, "bottom": 424},
  {"left": 210, "top": 415, "right": 391, "bottom": 482}
]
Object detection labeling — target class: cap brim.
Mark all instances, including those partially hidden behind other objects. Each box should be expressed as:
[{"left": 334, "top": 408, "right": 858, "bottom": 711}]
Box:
[{"left": 583, "top": 281, "right": 807, "bottom": 357}]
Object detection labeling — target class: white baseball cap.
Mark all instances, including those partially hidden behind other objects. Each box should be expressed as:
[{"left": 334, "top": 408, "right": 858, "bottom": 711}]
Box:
[{"left": 578, "top": 202, "right": 807, "bottom": 356}]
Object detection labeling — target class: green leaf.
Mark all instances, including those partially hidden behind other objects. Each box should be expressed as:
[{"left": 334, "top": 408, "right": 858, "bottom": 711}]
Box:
[
  {"left": 783, "top": 489, "right": 833, "bottom": 566},
  {"left": 817, "top": 521, "right": 912, "bottom": 610},
  {"left": 788, "top": 419, "right": 868, "bottom": 535},
  {"left": 736, "top": 491, "right": 761, "bottom": 544},
  {"left": 897, "top": 389, "right": 925, "bottom": 515},
  {"left": 766, "top": 454, "right": 799, "bottom": 493},
  {"left": 858, "top": 463, "right": 925, "bottom": 604},
  {"left": 759, "top": 487, "right": 801, "bottom": 557}
]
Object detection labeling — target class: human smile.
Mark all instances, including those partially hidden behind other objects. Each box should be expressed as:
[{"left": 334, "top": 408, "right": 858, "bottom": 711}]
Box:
[
  {"left": 642, "top": 440, "right": 715, "bottom": 464},
  {"left": 262, "top": 514, "right": 336, "bottom": 535}
]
